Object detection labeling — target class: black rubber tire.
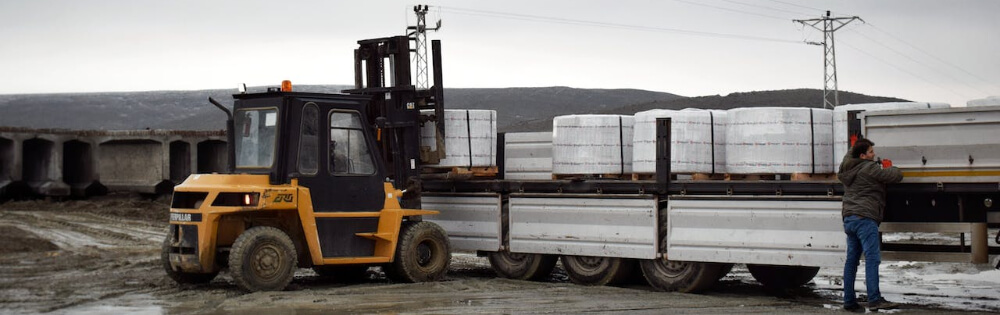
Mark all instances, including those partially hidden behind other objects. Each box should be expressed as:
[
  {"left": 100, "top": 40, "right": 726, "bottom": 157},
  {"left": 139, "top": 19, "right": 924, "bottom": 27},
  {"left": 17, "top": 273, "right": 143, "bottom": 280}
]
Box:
[
  {"left": 560, "top": 256, "right": 635, "bottom": 286},
  {"left": 161, "top": 227, "right": 217, "bottom": 285},
  {"left": 487, "top": 252, "right": 558, "bottom": 281},
  {"left": 385, "top": 221, "right": 451, "bottom": 283},
  {"left": 747, "top": 264, "right": 820, "bottom": 289},
  {"left": 228, "top": 226, "right": 298, "bottom": 292},
  {"left": 640, "top": 258, "right": 725, "bottom": 293},
  {"left": 312, "top": 265, "right": 371, "bottom": 283}
]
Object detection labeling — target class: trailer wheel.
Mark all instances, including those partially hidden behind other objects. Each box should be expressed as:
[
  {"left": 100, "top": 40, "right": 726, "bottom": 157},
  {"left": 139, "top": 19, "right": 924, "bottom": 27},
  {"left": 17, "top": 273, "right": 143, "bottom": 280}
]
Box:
[
  {"left": 228, "top": 226, "right": 298, "bottom": 292},
  {"left": 312, "top": 265, "right": 371, "bottom": 283},
  {"left": 747, "top": 264, "right": 820, "bottom": 289},
  {"left": 640, "top": 258, "right": 724, "bottom": 293},
  {"left": 386, "top": 221, "right": 451, "bottom": 283},
  {"left": 488, "top": 251, "right": 557, "bottom": 281},
  {"left": 161, "top": 229, "right": 217, "bottom": 284},
  {"left": 560, "top": 256, "right": 635, "bottom": 286}
]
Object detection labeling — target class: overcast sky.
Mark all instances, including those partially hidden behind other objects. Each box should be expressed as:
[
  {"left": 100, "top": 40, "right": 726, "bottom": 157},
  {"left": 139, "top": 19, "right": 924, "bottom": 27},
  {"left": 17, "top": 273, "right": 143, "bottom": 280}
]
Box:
[{"left": 0, "top": 0, "right": 997, "bottom": 107}]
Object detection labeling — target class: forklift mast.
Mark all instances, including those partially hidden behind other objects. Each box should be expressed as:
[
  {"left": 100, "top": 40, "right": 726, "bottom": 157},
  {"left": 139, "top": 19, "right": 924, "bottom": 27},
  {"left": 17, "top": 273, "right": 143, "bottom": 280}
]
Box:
[{"left": 343, "top": 36, "right": 444, "bottom": 208}]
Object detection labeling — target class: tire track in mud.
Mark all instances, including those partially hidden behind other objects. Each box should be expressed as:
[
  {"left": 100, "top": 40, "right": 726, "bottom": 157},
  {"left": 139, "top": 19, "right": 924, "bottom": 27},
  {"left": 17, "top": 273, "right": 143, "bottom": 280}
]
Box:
[{"left": 0, "top": 210, "right": 171, "bottom": 313}]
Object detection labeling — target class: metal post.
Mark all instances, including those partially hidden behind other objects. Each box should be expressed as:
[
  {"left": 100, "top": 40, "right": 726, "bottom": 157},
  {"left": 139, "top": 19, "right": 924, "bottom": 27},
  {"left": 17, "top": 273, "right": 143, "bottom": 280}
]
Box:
[
  {"left": 655, "top": 118, "right": 671, "bottom": 194},
  {"left": 972, "top": 223, "right": 988, "bottom": 264},
  {"left": 795, "top": 12, "right": 862, "bottom": 109},
  {"left": 407, "top": 5, "right": 440, "bottom": 90}
]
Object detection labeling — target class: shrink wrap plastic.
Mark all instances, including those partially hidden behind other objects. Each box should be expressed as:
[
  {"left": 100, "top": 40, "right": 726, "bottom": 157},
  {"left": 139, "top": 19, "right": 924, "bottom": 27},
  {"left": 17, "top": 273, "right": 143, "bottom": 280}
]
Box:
[
  {"left": 725, "top": 107, "right": 833, "bottom": 174},
  {"left": 833, "top": 102, "right": 949, "bottom": 168},
  {"left": 967, "top": 96, "right": 1000, "bottom": 107},
  {"left": 552, "top": 115, "right": 634, "bottom": 175},
  {"left": 419, "top": 109, "right": 497, "bottom": 168},
  {"left": 632, "top": 109, "right": 726, "bottom": 173}
]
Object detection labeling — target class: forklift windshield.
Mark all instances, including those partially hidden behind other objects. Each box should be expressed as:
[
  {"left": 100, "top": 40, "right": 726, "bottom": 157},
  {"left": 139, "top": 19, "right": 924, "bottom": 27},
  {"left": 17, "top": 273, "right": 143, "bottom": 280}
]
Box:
[{"left": 234, "top": 108, "right": 278, "bottom": 168}]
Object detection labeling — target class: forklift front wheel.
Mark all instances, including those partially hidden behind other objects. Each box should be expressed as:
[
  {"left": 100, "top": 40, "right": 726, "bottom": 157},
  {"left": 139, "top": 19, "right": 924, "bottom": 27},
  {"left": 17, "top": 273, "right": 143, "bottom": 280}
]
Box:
[
  {"left": 386, "top": 221, "right": 451, "bottom": 283},
  {"left": 228, "top": 226, "right": 298, "bottom": 292}
]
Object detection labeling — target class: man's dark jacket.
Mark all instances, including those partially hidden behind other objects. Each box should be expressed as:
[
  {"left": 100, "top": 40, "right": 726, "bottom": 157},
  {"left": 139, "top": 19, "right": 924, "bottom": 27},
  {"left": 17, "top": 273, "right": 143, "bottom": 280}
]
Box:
[{"left": 838, "top": 153, "right": 904, "bottom": 223}]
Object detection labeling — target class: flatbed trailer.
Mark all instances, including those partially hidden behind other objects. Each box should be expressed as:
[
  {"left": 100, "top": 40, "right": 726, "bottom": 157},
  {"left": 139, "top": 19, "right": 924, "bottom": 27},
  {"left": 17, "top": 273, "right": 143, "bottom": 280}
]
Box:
[{"left": 419, "top": 106, "right": 1000, "bottom": 292}]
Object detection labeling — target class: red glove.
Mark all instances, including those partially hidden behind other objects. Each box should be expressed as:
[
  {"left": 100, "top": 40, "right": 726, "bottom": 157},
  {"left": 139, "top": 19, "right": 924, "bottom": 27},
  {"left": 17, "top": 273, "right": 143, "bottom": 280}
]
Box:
[{"left": 881, "top": 159, "right": 893, "bottom": 168}]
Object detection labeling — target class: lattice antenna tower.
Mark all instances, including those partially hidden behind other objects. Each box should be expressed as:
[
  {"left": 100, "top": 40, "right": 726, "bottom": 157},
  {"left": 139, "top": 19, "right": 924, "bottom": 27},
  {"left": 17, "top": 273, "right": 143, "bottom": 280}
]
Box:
[
  {"left": 795, "top": 11, "right": 863, "bottom": 109},
  {"left": 407, "top": 5, "right": 441, "bottom": 90}
]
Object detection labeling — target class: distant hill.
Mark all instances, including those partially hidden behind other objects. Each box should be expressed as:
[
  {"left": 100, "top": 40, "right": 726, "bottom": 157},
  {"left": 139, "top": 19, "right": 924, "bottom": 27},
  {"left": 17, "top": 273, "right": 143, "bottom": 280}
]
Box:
[
  {"left": 508, "top": 89, "right": 911, "bottom": 132},
  {"left": 0, "top": 85, "right": 680, "bottom": 132}
]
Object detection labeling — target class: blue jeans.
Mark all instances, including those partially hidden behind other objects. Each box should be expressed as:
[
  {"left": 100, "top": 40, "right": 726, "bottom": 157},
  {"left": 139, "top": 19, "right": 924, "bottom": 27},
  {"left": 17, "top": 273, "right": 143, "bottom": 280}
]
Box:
[{"left": 843, "top": 215, "right": 882, "bottom": 305}]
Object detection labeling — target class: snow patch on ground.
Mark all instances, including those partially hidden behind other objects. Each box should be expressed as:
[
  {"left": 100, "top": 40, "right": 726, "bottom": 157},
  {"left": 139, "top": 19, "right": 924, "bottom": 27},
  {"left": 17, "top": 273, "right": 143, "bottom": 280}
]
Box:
[{"left": 810, "top": 260, "right": 1000, "bottom": 312}]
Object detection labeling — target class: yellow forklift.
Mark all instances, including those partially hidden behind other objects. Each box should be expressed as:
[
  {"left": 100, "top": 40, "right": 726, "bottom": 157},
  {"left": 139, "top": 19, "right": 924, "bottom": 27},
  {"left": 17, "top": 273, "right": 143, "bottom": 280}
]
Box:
[{"left": 161, "top": 35, "right": 451, "bottom": 292}]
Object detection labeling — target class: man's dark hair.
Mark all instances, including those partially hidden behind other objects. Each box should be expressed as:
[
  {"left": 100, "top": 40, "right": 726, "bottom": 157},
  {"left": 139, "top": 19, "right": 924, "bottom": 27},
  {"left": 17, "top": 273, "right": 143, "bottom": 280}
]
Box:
[{"left": 851, "top": 138, "right": 875, "bottom": 158}]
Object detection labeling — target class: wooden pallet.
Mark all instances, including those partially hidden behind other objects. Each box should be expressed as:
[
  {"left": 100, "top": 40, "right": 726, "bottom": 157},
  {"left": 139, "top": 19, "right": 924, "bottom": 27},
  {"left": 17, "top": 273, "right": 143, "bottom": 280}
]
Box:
[
  {"left": 725, "top": 173, "right": 837, "bottom": 181},
  {"left": 552, "top": 173, "right": 628, "bottom": 180},
  {"left": 790, "top": 172, "right": 838, "bottom": 181},
  {"left": 422, "top": 166, "right": 498, "bottom": 178},
  {"left": 631, "top": 173, "right": 726, "bottom": 181}
]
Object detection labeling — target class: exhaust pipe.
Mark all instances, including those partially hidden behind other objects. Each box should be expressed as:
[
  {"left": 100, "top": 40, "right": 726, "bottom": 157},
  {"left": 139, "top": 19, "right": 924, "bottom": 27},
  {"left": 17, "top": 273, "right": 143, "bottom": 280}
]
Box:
[{"left": 208, "top": 97, "right": 236, "bottom": 173}]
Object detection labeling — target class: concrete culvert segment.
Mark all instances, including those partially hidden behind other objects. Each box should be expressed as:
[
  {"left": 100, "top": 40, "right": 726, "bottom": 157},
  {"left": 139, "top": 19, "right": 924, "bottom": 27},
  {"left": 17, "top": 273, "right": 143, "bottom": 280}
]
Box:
[
  {"left": 169, "top": 141, "right": 190, "bottom": 183},
  {"left": 22, "top": 138, "right": 54, "bottom": 188},
  {"left": 0, "top": 137, "right": 12, "bottom": 180},
  {"left": 197, "top": 140, "right": 226, "bottom": 173},
  {"left": 62, "top": 140, "right": 95, "bottom": 196},
  {"left": 99, "top": 139, "right": 163, "bottom": 193},
  {"left": 0, "top": 137, "right": 13, "bottom": 197}
]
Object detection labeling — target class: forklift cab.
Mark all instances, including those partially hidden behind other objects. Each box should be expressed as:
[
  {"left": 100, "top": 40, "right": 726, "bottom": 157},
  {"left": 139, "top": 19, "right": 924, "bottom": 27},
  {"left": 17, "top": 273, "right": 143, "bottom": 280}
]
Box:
[{"left": 231, "top": 91, "right": 385, "bottom": 212}]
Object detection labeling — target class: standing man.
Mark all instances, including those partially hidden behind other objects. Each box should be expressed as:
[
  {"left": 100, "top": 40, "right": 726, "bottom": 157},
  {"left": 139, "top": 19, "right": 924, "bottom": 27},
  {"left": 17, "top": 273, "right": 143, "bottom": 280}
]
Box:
[{"left": 838, "top": 138, "right": 903, "bottom": 312}]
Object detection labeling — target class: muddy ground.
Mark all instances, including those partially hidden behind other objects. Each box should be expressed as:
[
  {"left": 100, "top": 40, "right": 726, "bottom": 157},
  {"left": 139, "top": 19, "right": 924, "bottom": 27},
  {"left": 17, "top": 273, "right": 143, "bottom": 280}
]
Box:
[{"left": 0, "top": 194, "right": 998, "bottom": 314}]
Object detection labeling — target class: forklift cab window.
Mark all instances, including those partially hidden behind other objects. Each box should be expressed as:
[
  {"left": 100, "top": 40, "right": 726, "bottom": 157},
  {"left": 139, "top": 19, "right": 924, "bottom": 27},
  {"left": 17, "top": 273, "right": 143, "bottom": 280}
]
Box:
[
  {"left": 329, "top": 111, "right": 375, "bottom": 175},
  {"left": 234, "top": 108, "right": 277, "bottom": 168},
  {"left": 298, "top": 103, "right": 319, "bottom": 175}
]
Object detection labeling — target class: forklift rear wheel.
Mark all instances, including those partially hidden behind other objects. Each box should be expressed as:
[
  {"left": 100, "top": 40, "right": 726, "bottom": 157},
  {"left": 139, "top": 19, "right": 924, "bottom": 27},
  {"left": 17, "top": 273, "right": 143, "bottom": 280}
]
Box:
[
  {"left": 312, "top": 265, "right": 371, "bottom": 283},
  {"left": 161, "top": 228, "right": 218, "bottom": 285},
  {"left": 747, "top": 264, "right": 820, "bottom": 289},
  {"left": 560, "top": 256, "right": 635, "bottom": 286},
  {"left": 487, "top": 252, "right": 558, "bottom": 281},
  {"left": 640, "top": 258, "right": 725, "bottom": 293},
  {"left": 386, "top": 221, "right": 451, "bottom": 283},
  {"left": 228, "top": 226, "right": 298, "bottom": 292}
]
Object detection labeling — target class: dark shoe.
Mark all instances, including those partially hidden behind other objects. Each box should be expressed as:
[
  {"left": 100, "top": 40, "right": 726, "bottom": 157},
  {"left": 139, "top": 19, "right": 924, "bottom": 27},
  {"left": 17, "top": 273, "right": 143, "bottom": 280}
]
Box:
[
  {"left": 868, "top": 298, "right": 900, "bottom": 311},
  {"left": 843, "top": 303, "right": 865, "bottom": 313}
]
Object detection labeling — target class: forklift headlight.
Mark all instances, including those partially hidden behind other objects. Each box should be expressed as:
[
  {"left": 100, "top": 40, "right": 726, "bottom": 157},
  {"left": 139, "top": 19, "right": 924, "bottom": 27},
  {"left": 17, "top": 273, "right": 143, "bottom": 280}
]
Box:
[{"left": 212, "top": 192, "right": 260, "bottom": 207}]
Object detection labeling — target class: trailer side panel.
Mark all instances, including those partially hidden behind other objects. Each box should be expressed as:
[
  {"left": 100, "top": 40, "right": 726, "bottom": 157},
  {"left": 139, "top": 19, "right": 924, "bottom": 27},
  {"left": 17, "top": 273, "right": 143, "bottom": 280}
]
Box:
[{"left": 667, "top": 196, "right": 846, "bottom": 267}]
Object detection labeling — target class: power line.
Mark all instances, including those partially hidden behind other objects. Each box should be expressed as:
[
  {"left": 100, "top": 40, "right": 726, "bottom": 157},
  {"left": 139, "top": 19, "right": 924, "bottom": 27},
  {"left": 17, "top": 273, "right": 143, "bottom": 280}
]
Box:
[
  {"left": 669, "top": 0, "right": 788, "bottom": 20},
  {"left": 719, "top": 0, "right": 814, "bottom": 17},
  {"left": 839, "top": 39, "right": 971, "bottom": 101},
  {"left": 767, "top": 0, "right": 825, "bottom": 13},
  {"left": 846, "top": 27, "right": 992, "bottom": 96},
  {"left": 437, "top": 6, "right": 805, "bottom": 44},
  {"left": 866, "top": 23, "right": 1000, "bottom": 92}
]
